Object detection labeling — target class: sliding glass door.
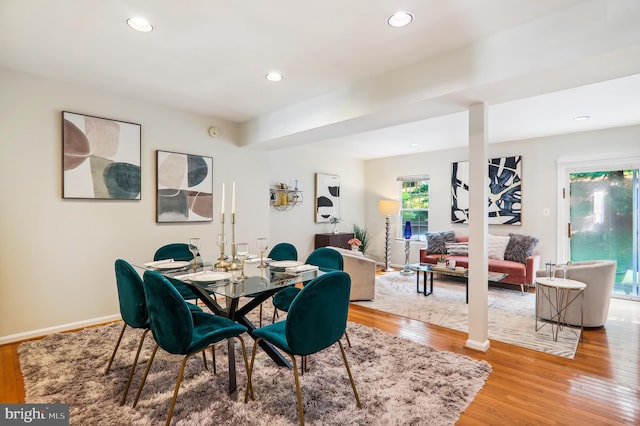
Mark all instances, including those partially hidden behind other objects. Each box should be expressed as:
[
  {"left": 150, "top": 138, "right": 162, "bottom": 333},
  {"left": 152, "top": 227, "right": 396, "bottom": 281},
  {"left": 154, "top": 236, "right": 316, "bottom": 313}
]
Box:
[{"left": 567, "top": 168, "right": 639, "bottom": 299}]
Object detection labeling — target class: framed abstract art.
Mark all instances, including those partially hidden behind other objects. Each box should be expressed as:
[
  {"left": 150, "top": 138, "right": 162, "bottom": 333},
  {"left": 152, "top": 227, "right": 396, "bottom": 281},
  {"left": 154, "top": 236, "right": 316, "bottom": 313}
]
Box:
[
  {"left": 315, "top": 173, "right": 340, "bottom": 222},
  {"left": 156, "top": 150, "right": 213, "bottom": 222},
  {"left": 62, "top": 111, "right": 141, "bottom": 199},
  {"left": 451, "top": 156, "right": 522, "bottom": 225}
]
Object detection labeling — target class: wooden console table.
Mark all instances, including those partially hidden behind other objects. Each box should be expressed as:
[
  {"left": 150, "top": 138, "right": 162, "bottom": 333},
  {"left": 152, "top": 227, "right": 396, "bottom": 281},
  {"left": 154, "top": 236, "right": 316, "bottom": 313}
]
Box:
[{"left": 314, "top": 233, "right": 354, "bottom": 250}]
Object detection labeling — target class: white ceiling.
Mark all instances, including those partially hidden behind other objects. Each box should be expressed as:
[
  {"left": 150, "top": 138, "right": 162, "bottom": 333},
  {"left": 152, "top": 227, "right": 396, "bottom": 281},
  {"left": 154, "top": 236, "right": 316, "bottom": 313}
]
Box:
[{"left": 1, "top": 0, "right": 639, "bottom": 159}]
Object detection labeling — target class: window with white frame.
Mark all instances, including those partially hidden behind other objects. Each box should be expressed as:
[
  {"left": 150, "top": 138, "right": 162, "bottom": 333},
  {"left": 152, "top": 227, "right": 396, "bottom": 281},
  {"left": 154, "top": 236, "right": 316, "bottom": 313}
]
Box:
[{"left": 397, "top": 175, "right": 429, "bottom": 240}]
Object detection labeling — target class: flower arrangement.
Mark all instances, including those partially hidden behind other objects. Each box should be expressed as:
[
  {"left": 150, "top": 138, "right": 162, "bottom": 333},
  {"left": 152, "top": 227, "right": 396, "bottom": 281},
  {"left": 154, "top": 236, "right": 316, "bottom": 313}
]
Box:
[
  {"left": 353, "top": 224, "right": 371, "bottom": 255},
  {"left": 329, "top": 216, "right": 341, "bottom": 225},
  {"left": 348, "top": 238, "right": 362, "bottom": 247}
]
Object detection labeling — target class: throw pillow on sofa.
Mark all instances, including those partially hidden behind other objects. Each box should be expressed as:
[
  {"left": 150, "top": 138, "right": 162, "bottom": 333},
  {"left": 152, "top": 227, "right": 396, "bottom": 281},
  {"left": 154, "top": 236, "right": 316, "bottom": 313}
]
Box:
[
  {"left": 487, "top": 234, "right": 510, "bottom": 260},
  {"left": 445, "top": 242, "right": 469, "bottom": 255},
  {"left": 426, "top": 231, "right": 455, "bottom": 254},
  {"left": 504, "top": 233, "right": 539, "bottom": 264}
]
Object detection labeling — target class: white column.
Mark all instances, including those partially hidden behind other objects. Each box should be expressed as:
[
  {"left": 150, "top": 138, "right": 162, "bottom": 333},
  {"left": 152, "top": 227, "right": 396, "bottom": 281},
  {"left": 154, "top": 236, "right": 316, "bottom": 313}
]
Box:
[{"left": 466, "top": 103, "right": 490, "bottom": 352}]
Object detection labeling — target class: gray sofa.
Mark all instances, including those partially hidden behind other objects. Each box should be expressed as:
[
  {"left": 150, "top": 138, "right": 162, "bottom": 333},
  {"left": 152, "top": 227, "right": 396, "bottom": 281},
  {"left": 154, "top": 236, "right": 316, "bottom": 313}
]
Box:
[
  {"left": 326, "top": 246, "right": 376, "bottom": 301},
  {"left": 535, "top": 260, "right": 617, "bottom": 327}
]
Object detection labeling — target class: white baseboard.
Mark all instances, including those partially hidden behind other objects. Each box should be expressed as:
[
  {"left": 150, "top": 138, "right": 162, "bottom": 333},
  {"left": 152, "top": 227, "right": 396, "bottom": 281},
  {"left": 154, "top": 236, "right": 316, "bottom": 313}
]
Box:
[
  {"left": 465, "top": 338, "right": 491, "bottom": 352},
  {"left": 0, "top": 314, "right": 121, "bottom": 345}
]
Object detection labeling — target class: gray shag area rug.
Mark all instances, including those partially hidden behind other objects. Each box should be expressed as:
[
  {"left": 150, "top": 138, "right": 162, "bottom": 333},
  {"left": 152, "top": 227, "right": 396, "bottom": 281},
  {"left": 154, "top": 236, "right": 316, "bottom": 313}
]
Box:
[
  {"left": 19, "top": 320, "right": 491, "bottom": 425},
  {"left": 354, "top": 272, "right": 580, "bottom": 358}
]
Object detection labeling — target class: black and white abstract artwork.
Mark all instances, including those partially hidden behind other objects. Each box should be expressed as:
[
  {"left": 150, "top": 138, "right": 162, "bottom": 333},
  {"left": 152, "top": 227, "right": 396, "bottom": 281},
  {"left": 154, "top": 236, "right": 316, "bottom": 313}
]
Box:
[
  {"left": 451, "top": 156, "right": 522, "bottom": 225},
  {"left": 315, "top": 173, "right": 340, "bottom": 222}
]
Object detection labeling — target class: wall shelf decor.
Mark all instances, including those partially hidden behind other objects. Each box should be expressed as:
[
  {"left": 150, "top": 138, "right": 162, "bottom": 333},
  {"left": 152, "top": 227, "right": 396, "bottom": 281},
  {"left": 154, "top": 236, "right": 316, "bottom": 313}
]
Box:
[{"left": 270, "top": 184, "right": 303, "bottom": 211}]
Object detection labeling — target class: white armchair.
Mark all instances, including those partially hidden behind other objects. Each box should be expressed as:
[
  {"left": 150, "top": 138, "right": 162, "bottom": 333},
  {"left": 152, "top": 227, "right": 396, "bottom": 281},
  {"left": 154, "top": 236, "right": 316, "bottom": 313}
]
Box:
[
  {"left": 326, "top": 247, "right": 376, "bottom": 301},
  {"left": 536, "top": 260, "right": 617, "bottom": 327}
]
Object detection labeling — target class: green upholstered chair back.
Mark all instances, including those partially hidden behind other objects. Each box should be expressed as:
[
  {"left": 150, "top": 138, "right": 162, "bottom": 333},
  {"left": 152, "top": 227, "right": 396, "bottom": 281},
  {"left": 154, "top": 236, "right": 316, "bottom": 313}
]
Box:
[
  {"left": 268, "top": 242, "right": 298, "bottom": 261},
  {"left": 154, "top": 243, "right": 197, "bottom": 262},
  {"left": 153, "top": 243, "right": 200, "bottom": 300},
  {"left": 305, "top": 247, "right": 344, "bottom": 271},
  {"left": 114, "top": 259, "right": 148, "bottom": 329},
  {"left": 285, "top": 271, "right": 351, "bottom": 355},
  {"left": 142, "top": 270, "right": 194, "bottom": 355}
]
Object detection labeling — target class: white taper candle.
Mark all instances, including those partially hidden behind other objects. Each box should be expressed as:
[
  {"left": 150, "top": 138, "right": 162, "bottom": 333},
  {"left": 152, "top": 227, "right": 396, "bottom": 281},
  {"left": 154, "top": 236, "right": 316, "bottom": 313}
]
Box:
[{"left": 221, "top": 182, "right": 225, "bottom": 214}]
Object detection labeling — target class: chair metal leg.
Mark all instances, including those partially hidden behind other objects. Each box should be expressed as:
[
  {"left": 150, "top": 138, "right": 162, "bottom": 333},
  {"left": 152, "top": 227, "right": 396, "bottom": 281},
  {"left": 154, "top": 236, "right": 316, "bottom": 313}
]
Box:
[
  {"left": 132, "top": 344, "right": 159, "bottom": 408},
  {"left": 344, "top": 330, "right": 351, "bottom": 348},
  {"left": 104, "top": 322, "right": 127, "bottom": 375},
  {"left": 202, "top": 349, "right": 208, "bottom": 371},
  {"left": 258, "top": 304, "right": 263, "bottom": 328},
  {"left": 338, "top": 340, "right": 361, "bottom": 408},
  {"left": 272, "top": 307, "right": 279, "bottom": 323},
  {"left": 120, "top": 328, "right": 151, "bottom": 406},
  {"left": 244, "top": 339, "right": 260, "bottom": 403},
  {"left": 164, "top": 353, "right": 195, "bottom": 426},
  {"left": 290, "top": 354, "right": 305, "bottom": 426},
  {"left": 211, "top": 346, "right": 217, "bottom": 375},
  {"left": 234, "top": 336, "right": 253, "bottom": 401}
]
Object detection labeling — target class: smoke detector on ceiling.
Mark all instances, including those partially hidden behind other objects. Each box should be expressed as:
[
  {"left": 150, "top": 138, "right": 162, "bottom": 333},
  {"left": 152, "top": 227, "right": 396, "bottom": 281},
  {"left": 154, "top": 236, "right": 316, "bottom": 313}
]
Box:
[{"left": 208, "top": 127, "right": 219, "bottom": 137}]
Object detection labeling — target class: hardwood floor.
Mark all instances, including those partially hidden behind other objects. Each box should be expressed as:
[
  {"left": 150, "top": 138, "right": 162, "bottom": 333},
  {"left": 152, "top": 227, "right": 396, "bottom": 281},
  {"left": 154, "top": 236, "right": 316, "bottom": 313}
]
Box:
[{"left": 2, "top": 300, "right": 639, "bottom": 425}]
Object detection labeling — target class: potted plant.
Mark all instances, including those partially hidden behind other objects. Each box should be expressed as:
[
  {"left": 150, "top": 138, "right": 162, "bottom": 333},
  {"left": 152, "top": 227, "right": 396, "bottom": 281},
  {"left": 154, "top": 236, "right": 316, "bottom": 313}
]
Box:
[
  {"left": 353, "top": 224, "right": 371, "bottom": 255},
  {"left": 436, "top": 255, "right": 447, "bottom": 269}
]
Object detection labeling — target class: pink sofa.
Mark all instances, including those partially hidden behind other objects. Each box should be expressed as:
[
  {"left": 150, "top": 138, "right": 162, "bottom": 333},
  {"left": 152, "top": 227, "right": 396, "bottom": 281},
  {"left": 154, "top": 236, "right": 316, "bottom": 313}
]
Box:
[{"left": 419, "top": 235, "right": 541, "bottom": 292}]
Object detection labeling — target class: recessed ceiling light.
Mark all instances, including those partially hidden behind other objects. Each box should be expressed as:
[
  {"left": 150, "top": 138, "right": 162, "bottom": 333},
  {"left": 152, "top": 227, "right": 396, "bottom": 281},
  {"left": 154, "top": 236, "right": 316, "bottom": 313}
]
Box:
[
  {"left": 127, "top": 17, "right": 153, "bottom": 32},
  {"left": 387, "top": 11, "right": 414, "bottom": 28},
  {"left": 265, "top": 71, "right": 283, "bottom": 82},
  {"left": 573, "top": 115, "right": 590, "bottom": 121},
  {"left": 410, "top": 143, "right": 419, "bottom": 147}
]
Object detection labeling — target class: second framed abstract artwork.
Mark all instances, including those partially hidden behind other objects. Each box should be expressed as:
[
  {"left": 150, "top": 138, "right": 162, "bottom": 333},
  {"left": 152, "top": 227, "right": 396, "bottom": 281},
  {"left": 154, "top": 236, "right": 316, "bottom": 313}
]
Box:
[
  {"left": 315, "top": 173, "right": 340, "bottom": 222},
  {"left": 156, "top": 150, "right": 213, "bottom": 222}
]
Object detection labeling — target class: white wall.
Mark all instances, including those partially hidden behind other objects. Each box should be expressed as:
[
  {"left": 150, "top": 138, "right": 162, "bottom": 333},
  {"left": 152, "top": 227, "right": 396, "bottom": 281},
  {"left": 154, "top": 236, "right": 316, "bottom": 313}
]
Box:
[
  {"left": 2, "top": 66, "right": 638, "bottom": 342},
  {"left": 364, "top": 125, "right": 640, "bottom": 267},
  {"left": 265, "top": 144, "right": 365, "bottom": 259},
  {"left": 0, "top": 68, "right": 366, "bottom": 342}
]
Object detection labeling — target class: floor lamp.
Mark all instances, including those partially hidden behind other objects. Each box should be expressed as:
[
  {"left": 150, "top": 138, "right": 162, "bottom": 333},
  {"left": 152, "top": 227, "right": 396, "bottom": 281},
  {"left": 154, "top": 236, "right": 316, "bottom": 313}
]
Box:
[{"left": 379, "top": 199, "right": 400, "bottom": 272}]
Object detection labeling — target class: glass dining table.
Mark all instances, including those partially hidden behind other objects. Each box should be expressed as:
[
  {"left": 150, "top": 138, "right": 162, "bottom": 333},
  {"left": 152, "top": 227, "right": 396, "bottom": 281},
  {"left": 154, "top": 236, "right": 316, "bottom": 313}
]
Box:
[{"left": 134, "top": 259, "right": 323, "bottom": 398}]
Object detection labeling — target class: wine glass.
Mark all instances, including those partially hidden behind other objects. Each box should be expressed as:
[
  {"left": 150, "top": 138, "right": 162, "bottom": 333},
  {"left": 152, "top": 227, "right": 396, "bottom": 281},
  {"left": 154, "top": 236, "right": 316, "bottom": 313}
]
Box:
[
  {"left": 561, "top": 262, "right": 570, "bottom": 280},
  {"left": 235, "top": 242, "right": 250, "bottom": 279},
  {"left": 188, "top": 237, "right": 201, "bottom": 270},
  {"left": 256, "top": 237, "right": 269, "bottom": 269}
]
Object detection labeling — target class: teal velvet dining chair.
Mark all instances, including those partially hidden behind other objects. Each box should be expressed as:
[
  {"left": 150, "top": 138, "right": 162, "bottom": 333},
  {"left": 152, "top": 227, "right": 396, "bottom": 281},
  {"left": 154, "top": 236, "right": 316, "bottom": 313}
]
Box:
[
  {"left": 154, "top": 243, "right": 201, "bottom": 302},
  {"left": 248, "top": 242, "right": 298, "bottom": 327},
  {"left": 133, "top": 270, "right": 251, "bottom": 426},
  {"left": 272, "top": 247, "right": 343, "bottom": 319},
  {"left": 245, "top": 271, "right": 361, "bottom": 425},
  {"left": 268, "top": 242, "right": 298, "bottom": 261},
  {"left": 105, "top": 259, "right": 203, "bottom": 406}
]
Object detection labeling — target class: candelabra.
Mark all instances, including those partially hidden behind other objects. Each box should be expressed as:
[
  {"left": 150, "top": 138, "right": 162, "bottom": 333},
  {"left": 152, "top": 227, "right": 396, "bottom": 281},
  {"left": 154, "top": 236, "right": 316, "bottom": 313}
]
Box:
[
  {"left": 214, "top": 213, "right": 230, "bottom": 270},
  {"left": 227, "top": 212, "right": 240, "bottom": 270}
]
